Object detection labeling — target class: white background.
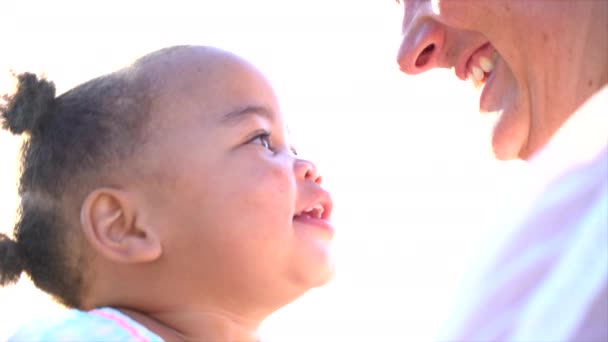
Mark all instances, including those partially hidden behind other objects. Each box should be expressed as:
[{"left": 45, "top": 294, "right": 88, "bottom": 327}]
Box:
[{"left": 0, "top": 1, "right": 525, "bottom": 340}]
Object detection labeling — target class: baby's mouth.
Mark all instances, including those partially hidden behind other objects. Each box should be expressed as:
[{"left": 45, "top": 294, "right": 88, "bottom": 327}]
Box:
[
  {"left": 293, "top": 204, "right": 325, "bottom": 220},
  {"left": 466, "top": 43, "right": 498, "bottom": 89}
]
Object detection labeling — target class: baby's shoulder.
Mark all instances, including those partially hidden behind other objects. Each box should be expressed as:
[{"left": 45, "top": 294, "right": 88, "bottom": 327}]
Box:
[{"left": 9, "top": 307, "right": 163, "bottom": 342}]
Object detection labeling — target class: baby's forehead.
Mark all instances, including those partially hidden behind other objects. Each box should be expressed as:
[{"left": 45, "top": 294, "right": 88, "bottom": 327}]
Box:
[
  {"left": 134, "top": 46, "right": 279, "bottom": 127},
  {"left": 135, "top": 46, "right": 254, "bottom": 92}
]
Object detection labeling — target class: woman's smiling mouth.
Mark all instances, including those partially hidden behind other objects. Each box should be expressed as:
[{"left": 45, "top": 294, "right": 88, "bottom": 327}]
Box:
[
  {"left": 465, "top": 43, "right": 498, "bottom": 88},
  {"left": 455, "top": 42, "right": 502, "bottom": 113}
]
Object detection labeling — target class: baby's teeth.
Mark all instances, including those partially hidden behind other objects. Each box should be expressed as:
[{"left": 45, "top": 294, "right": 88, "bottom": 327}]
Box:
[
  {"left": 471, "top": 66, "right": 484, "bottom": 82},
  {"left": 313, "top": 205, "right": 324, "bottom": 218},
  {"left": 301, "top": 205, "right": 324, "bottom": 218},
  {"left": 479, "top": 56, "right": 494, "bottom": 73}
]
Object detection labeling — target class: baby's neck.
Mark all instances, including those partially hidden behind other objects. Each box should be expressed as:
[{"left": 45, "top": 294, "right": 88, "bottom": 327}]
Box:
[{"left": 118, "top": 307, "right": 261, "bottom": 342}]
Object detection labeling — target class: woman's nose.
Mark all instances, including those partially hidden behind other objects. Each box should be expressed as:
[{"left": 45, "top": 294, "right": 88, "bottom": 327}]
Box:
[
  {"left": 397, "top": 19, "right": 445, "bottom": 75},
  {"left": 294, "top": 158, "right": 322, "bottom": 184}
]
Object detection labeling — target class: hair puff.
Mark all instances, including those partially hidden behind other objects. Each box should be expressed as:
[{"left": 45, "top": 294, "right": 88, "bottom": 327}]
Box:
[
  {"left": 0, "top": 233, "right": 23, "bottom": 286},
  {"left": 1, "top": 72, "right": 56, "bottom": 135}
]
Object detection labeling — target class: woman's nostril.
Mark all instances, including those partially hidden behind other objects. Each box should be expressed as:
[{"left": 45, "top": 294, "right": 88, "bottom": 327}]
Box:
[{"left": 415, "top": 44, "right": 435, "bottom": 68}]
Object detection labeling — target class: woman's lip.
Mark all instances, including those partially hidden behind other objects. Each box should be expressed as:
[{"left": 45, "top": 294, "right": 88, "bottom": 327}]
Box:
[{"left": 293, "top": 216, "right": 335, "bottom": 236}]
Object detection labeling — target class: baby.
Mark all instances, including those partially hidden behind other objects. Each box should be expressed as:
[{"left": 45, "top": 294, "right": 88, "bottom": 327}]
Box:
[{"left": 0, "top": 45, "right": 335, "bottom": 341}]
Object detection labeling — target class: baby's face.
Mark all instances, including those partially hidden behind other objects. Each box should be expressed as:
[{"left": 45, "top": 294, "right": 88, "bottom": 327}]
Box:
[{"left": 136, "top": 48, "right": 334, "bottom": 313}]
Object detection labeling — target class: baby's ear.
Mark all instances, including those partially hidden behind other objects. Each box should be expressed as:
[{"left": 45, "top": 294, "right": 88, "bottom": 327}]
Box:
[{"left": 80, "top": 188, "right": 162, "bottom": 264}]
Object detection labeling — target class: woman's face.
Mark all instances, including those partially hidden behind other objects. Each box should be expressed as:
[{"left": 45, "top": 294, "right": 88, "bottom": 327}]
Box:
[
  {"left": 136, "top": 48, "right": 334, "bottom": 315},
  {"left": 397, "top": 0, "right": 603, "bottom": 159}
]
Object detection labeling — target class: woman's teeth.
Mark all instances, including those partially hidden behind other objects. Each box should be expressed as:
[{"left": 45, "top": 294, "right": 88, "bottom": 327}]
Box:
[
  {"left": 479, "top": 55, "right": 495, "bottom": 73},
  {"left": 468, "top": 51, "right": 498, "bottom": 87},
  {"left": 470, "top": 66, "right": 484, "bottom": 83}
]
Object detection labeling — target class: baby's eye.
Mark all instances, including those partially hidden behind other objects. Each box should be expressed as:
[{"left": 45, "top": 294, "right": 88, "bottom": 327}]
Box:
[
  {"left": 250, "top": 132, "right": 273, "bottom": 150},
  {"left": 290, "top": 146, "right": 298, "bottom": 156}
]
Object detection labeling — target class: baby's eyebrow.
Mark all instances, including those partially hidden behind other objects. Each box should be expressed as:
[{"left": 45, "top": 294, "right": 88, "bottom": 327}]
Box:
[{"left": 220, "top": 105, "right": 275, "bottom": 126}]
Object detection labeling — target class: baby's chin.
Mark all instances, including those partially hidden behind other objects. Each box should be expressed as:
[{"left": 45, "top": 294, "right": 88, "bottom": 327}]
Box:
[
  {"left": 283, "top": 259, "right": 335, "bottom": 300},
  {"left": 301, "top": 261, "right": 336, "bottom": 294},
  {"left": 310, "top": 263, "right": 336, "bottom": 288}
]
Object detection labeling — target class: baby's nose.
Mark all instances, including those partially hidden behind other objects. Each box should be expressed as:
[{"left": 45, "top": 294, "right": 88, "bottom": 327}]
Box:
[
  {"left": 294, "top": 158, "right": 321, "bottom": 184},
  {"left": 397, "top": 20, "right": 445, "bottom": 75}
]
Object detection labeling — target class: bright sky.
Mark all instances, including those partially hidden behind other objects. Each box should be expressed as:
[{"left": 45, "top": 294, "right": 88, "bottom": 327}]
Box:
[{"left": 0, "top": 1, "right": 526, "bottom": 340}]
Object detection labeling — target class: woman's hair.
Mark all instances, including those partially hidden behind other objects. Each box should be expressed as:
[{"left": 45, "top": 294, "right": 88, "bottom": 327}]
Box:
[{"left": 0, "top": 67, "right": 154, "bottom": 308}]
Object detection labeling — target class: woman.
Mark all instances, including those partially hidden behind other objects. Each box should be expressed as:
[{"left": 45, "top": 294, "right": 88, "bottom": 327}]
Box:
[{"left": 395, "top": 1, "right": 607, "bottom": 340}]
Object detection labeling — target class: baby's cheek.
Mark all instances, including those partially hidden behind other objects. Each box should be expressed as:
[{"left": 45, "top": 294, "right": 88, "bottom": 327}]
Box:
[
  {"left": 236, "top": 159, "right": 295, "bottom": 212},
  {"left": 271, "top": 168, "right": 292, "bottom": 196},
  {"left": 260, "top": 165, "right": 295, "bottom": 216}
]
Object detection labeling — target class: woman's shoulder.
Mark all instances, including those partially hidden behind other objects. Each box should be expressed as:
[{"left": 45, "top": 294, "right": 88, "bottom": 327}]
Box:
[{"left": 9, "top": 307, "right": 163, "bottom": 342}]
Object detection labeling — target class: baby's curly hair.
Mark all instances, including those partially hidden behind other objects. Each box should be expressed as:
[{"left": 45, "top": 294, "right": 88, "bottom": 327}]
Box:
[{"left": 0, "top": 64, "right": 155, "bottom": 308}]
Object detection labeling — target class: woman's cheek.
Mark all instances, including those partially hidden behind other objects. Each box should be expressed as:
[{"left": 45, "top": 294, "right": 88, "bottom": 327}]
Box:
[{"left": 432, "top": 0, "right": 494, "bottom": 31}]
